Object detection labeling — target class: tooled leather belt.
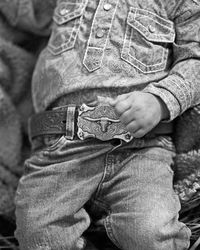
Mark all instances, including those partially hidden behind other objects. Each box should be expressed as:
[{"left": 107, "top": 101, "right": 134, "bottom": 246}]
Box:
[{"left": 29, "top": 104, "right": 173, "bottom": 142}]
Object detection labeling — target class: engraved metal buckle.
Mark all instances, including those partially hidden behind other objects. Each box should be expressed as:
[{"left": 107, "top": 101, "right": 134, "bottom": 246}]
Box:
[{"left": 77, "top": 104, "right": 133, "bottom": 142}]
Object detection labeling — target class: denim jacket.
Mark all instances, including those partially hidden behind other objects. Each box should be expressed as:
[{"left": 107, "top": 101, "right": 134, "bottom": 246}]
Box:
[{"left": 1, "top": 0, "right": 200, "bottom": 121}]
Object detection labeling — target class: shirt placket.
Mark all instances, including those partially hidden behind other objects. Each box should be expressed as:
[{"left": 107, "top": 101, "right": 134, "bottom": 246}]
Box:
[{"left": 83, "top": 0, "right": 119, "bottom": 72}]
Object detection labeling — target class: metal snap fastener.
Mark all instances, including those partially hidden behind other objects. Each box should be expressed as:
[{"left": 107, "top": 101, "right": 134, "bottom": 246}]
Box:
[
  {"left": 148, "top": 25, "right": 156, "bottom": 33},
  {"left": 103, "top": 3, "right": 112, "bottom": 11},
  {"left": 96, "top": 28, "right": 105, "bottom": 38},
  {"left": 59, "top": 8, "right": 69, "bottom": 16}
]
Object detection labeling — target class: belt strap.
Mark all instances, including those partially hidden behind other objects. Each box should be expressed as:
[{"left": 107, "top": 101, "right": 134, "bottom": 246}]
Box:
[
  {"left": 29, "top": 105, "right": 173, "bottom": 141},
  {"left": 29, "top": 108, "right": 77, "bottom": 139}
]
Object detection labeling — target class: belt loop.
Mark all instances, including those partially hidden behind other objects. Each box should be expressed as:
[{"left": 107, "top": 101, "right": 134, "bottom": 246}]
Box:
[{"left": 65, "top": 106, "right": 76, "bottom": 140}]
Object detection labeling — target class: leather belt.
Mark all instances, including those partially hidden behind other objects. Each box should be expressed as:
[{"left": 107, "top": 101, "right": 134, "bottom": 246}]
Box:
[{"left": 29, "top": 104, "right": 173, "bottom": 142}]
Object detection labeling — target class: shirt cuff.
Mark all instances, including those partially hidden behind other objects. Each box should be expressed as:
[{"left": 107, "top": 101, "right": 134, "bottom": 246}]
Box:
[
  {"left": 143, "top": 83, "right": 181, "bottom": 122},
  {"left": 143, "top": 74, "right": 193, "bottom": 121}
]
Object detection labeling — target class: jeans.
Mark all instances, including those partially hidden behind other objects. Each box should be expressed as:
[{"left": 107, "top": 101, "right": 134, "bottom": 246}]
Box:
[{"left": 15, "top": 135, "right": 191, "bottom": 250}]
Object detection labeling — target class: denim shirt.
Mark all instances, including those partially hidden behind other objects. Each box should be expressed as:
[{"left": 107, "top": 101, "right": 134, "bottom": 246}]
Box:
[{"left": 1, "top": 0, "right": 200, "bottom": 121}]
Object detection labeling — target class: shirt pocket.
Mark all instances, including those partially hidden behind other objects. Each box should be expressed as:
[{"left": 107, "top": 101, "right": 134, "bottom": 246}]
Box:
[
  {"left": 121, "top": 8, "right": 175, "bottom": 73},
  {"left": 48, "top": 0, "right": 87, "bottom": 55}
]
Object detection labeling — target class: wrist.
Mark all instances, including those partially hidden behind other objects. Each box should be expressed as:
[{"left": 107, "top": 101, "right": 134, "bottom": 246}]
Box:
[{"left": 155, "top": 95, "right": 170, "bottom": 121}]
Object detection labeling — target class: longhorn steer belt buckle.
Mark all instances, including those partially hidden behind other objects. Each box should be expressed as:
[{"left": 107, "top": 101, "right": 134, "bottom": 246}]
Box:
[{"left": 77, "top": 104, "right": 133, "bottom": 142}]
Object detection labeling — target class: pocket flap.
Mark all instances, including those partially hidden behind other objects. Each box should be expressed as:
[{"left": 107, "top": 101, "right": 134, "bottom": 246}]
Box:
[
  {"left": 127, "top": 8, "right": 175, "bottom": 43},
  {"left": 54, "top": 0, "right": 87, "bottom": 25}
]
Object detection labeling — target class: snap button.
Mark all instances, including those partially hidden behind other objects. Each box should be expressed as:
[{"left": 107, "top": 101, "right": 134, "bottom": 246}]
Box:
[
  {"left": 96, "top": 28, "right": 105, "bottom": 38},
  {"left": 103, "top": 3, "right": 112, "bottom": 11},
  {"left": 148, "top": 25, "right": 156, "bottom": 33},
  {"left": 59, "top": 8, "right": 69, "bottom": 16}
]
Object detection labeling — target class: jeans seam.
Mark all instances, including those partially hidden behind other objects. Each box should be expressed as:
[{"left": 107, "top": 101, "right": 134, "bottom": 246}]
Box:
[
  {"left": 104, "top": 213, "right": 122, "bottom": 249},
  {"left": 181, "top": 225, "right": 192, "bottom": 249},
  {"left": 93, "top": 153, "right": 114, "bottom": 199}
]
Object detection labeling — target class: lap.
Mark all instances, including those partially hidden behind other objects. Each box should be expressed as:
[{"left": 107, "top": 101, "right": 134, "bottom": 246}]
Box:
[
  {"left": 94, "top": 146, "right": 190, "bottom": 250},
  {"left": 15, "top": 137, "right": 190, "bottom": 250}
]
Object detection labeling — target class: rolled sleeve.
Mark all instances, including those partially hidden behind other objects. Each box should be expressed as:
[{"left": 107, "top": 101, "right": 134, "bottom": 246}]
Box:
[{"left": 143, "top": 1, "right": 200, "bottom": 121}]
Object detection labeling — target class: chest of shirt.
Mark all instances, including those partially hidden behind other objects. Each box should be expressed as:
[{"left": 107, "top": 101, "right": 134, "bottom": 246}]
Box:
[{"left": 47, "top": 0, "right": 176, "bottom": 73}]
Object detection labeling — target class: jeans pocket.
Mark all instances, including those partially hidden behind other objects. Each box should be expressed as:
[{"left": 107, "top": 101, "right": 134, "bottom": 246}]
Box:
[
  {"left": 48, "top": 0, "right": 87, "bottom": 55},
  {"left": 121, "top": 8, "right": 175, "bottom": 73}
]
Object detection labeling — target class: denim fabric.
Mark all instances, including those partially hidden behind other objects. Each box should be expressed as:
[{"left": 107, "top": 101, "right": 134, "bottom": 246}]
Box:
[{"left": 15, "top": 135, "right": 191, "bottom": 250}]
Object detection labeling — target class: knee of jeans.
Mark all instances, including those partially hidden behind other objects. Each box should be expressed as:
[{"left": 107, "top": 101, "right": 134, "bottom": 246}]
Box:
[
  {"left": 15, "top": 211, "right": 88, "bottom": 250},
  {"left": 109, "top": 215, "right": 160, "bottom": 249},
  {"left": 15, "top": 218, "right": 41, "bottom": 249},
  {"left": 131, "top": 219, "right": 161, "bottom": 247},
  {"left": 128, "top": 217, "right": 191, "bottom": 250},
  {"left": 15, "top": 225, "right": 87, "bottom": 250},
  {"left": 15, "top": 210, "right": 50, "bottom": 249}
]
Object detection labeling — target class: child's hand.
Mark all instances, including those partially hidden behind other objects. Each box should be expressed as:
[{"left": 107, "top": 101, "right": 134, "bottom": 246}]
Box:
[{"left": 109, "top": 91, "right": 169, "bottom": 138}]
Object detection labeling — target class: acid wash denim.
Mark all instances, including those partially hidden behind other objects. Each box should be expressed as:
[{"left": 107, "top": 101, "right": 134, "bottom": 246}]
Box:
[{"left": 15, "top": 135, "right": 191, "bottom": 250}]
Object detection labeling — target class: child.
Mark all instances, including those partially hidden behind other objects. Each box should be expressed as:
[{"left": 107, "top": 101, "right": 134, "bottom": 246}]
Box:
[{"left": 13, "top": 0, "right": 200, "bottom": 249}]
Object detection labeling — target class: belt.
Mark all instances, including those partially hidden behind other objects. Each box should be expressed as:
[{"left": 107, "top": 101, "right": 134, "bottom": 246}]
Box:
[{"left": 29, "top": 104, "right": 173, "bottom": 142}]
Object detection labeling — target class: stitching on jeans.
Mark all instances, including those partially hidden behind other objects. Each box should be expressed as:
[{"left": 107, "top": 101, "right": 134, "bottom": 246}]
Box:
[
  {"left": 104, "top": 213, "right": 122, "bottom": 249},
  {"left": 93, "top": 153, "right": 113, "bottom": 199},
  {"left": 178, "top": 225, "right": 191, "bottom": 249}
]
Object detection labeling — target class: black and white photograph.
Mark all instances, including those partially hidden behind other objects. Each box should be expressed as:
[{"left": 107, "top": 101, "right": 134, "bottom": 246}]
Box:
[{"left": 0, "top": 0, "right": 200, "bottom": 249}]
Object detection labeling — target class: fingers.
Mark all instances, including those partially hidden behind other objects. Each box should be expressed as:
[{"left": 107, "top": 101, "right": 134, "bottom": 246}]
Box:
[
  {"left": 109, "top": 93, "right": 130, "bottom": 105},
  {"left": 109, "top": 91, "right": 161, "bottom": 139},
  {"left": 126, "top": 121, "right": 148, "bottom": 138},
  {"left": 126, "top": 120, "right": 139, "bottom": 134},
  {"left": 121, "top": 108, "right": 152, "bottom": 138},
  {"left": 119, "top": 105, "right": 140, "bottom": 124},
  {"left": 110, "top": 94, "right": 133, "bottom": 115},
  {"left": 132, "top": 129, "right": 147, "bottom": 138},
  {"left": 125, "top": 119, "right": 146, "bottom": 138}
]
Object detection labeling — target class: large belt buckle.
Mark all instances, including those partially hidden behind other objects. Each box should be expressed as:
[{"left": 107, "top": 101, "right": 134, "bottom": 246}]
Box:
[{"left": 77, "top": 104, "right": 133, "bottom": 142}]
